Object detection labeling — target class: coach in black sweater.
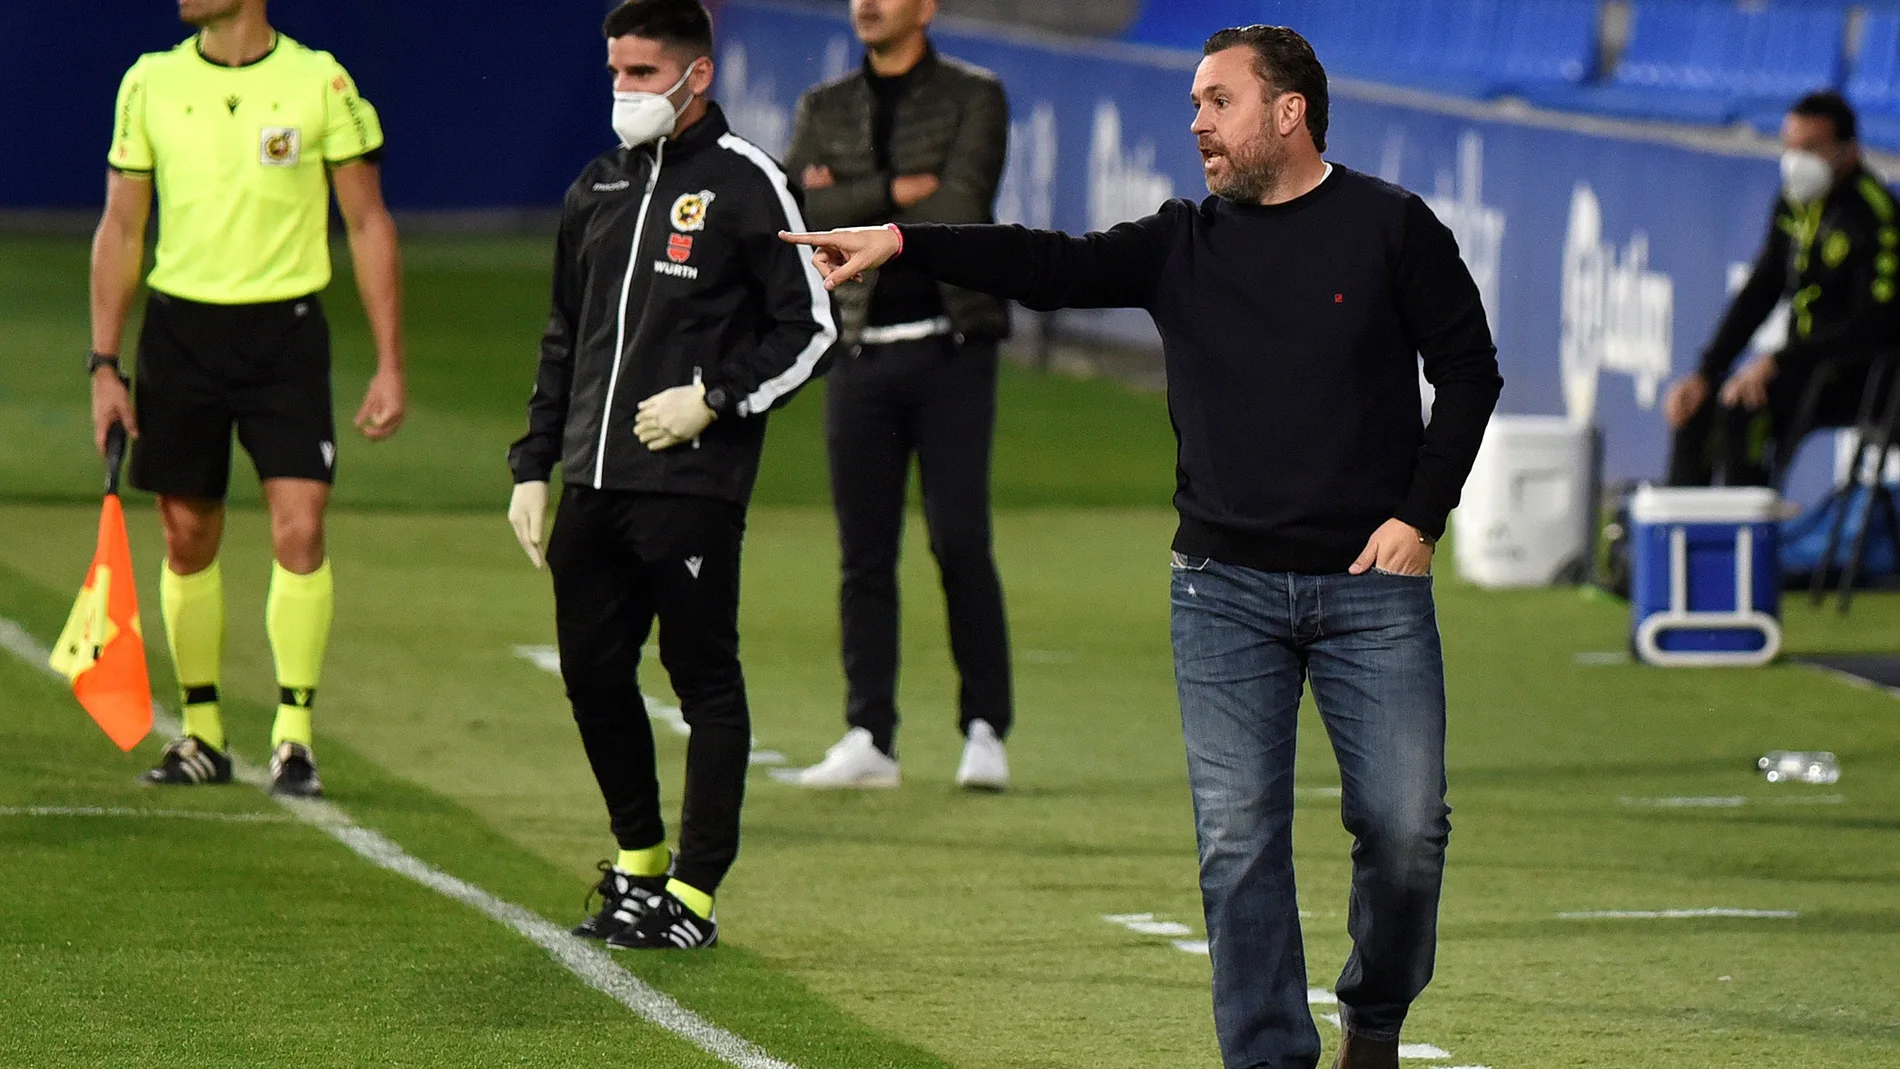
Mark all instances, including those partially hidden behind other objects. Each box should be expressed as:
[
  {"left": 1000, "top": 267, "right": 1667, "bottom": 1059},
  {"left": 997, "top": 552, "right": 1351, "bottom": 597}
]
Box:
[{"left": 786, "top": 25, "right": 1499, "bottom": 1069}]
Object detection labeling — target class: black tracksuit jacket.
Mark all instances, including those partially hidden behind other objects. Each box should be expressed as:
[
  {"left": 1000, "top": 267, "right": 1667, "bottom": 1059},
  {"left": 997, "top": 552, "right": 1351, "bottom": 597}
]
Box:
[
  {"left": 508, "top": 104, "right": 840, "bottom": 503},
  {"left": 1700, "top": 164, "right": 1900, "bottom": 382}
]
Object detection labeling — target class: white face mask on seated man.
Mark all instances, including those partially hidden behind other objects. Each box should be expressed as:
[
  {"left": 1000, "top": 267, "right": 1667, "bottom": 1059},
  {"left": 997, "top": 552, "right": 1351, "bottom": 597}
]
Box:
[{"left": 1780, "top": 149, "right": 1835, "bottom": 206}]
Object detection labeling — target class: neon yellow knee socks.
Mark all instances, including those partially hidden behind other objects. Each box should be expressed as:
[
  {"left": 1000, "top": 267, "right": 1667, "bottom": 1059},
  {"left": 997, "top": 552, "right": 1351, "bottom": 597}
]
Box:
[
  {"left": 267, "top": 559, "right": 333, "bottom": 748},
  {"left": 161, "top": 559, "right": 225, "bottom": 750}
]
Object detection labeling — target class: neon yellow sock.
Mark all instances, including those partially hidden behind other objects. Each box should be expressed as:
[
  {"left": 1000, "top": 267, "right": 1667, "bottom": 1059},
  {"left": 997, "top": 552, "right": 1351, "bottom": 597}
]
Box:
[
  {"left": 161, "top": 559, "right": 225, "bottom": 750},
  {"left": 665, "top": 878, "right": 714, "bottom": 919},
  {"left": 617, "top": 845, "right": 671, "bottom": 878},
  {"left": 267, "top": 559, "right": 333, "bottom": 749}
]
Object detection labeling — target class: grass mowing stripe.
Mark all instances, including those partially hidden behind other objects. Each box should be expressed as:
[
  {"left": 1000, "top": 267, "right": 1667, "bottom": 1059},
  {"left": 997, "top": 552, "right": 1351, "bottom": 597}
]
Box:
[
  {"left": 0, "top": 615, "right": 796, "bottom": 1069},
  {"left": 0, "top": 805, "right": 291, "bottom": 823},
  {"left": 1557, "top": 909, "right": 1802, "bottom": 920}
]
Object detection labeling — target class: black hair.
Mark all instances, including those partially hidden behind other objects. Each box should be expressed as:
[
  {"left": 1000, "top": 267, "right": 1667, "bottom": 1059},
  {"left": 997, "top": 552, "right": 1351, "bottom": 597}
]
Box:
[
  {"left": 1791, "top": 90, "right": 1858, "bottom": 144},
  {"left": 1203, "top": 25, "right": 1329, "bottom": 152},
  {"left": 603, "top": 0, "right": 714, "bottom": 58}
]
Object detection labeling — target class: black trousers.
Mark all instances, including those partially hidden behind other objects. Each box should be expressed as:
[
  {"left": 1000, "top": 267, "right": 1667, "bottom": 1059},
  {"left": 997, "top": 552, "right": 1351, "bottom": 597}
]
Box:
[
  {"left": 825, "top": 336, "right": 1012, "bottom": 756},
  {"left": 1668, "top": 356, "right": 1872, "bottom": 486},
  {"left": 547, "top": 487, "right": 749, "bottom": 896}
]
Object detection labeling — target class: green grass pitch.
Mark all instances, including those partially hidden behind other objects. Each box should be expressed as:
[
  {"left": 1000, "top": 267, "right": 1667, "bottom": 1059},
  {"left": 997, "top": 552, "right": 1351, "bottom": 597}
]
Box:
[{"left": 2, "top": 234, "right": 1899, "bottom": 1067}]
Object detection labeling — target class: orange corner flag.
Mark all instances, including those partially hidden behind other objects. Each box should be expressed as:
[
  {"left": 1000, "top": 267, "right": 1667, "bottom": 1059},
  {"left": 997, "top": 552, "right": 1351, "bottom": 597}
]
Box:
[{"left": 49, "top": 427, "right": 152, "bottom": 751}]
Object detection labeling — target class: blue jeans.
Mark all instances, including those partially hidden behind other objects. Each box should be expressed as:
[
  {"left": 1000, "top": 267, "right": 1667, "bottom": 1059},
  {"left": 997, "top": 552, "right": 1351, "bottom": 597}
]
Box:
[{"left": 1170, "top": 555, "right": 1450, "bottom": 1069}]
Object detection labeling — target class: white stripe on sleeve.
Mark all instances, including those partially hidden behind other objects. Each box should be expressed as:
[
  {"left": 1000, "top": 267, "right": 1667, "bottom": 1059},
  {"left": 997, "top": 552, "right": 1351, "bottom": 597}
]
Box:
[{"left": 716, "top": 133, "right": 838, "bottom": 416}]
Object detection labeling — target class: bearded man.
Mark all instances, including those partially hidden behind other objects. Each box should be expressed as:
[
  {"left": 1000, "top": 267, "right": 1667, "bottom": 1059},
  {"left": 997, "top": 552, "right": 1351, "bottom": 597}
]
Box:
[{"left": 782, "top": 25, "right": 1501, "bottom": 1069}]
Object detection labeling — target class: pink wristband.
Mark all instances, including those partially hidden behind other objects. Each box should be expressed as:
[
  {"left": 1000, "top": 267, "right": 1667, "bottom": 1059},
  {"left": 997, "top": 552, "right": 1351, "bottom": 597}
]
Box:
[{"left": 885, "top": 222, "right": 904, "bottom": 256}]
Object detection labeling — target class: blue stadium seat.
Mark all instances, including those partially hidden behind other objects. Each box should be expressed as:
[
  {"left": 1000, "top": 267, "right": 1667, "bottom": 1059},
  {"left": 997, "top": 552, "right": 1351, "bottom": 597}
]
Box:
[
  {"left": 1494, "top": 0, "right": 1600, "bottom": 91},
  {"left": 1528, "top": 1, "right": 1844, "bottom": 127},
  {"left": 1850, "top": 8, "right": 1900, "bottom": 151},
  {"left": 1849, "top": 8, "right": 1900, "bottom": 112},
  {"left": 1122, "top": 0, "right": 1271, "bottom": 53},
  {"left": 1327, "top": 0, "right": 1591, "bottom": 100},
  {"left": 1124, "top": 0, "right": 1598, "bottom": 103}
]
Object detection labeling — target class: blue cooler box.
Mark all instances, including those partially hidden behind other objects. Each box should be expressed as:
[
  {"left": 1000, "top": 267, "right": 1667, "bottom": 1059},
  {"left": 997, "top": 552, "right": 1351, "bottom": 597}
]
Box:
[{"left": 1630, "top": 486, "right": 1782, "bottom": 667}]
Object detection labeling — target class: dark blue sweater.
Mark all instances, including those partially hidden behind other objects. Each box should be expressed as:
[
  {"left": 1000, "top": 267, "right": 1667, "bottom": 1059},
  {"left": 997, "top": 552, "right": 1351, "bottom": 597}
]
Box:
[{"left": 900, "top": 165, "right": 1503, "bottom": 574}]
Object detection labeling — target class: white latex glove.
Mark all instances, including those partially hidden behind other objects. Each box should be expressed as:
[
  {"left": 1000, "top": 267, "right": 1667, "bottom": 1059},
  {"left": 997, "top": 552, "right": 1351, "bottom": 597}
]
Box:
[
  {"left": 509, "top": 481, "right": 549, "bottom": 569},
  {"left": 634, "top": 383, "right": 716, "bottom": 450}
]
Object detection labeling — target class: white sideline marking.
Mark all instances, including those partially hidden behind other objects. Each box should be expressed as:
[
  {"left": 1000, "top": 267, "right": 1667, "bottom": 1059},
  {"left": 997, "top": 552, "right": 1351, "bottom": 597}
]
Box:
[
  {"left": 1574, "top": 651, "right": 1632, "bottom": 666},
  {"left": 0, "top": 805, "right": 290, "bottom": 824},
  {"left": 1620, "top": 795, "right": 1846, "bottom": 808},
  {"left": 1309, "top": 987, "right": 1482, "bottom": 1063},
  {"left": 1621, "top": 795, "right": 1747, "bottom": 808},
  {"left": 1103, "top": 913, "right": 1209, "bottom": 955},
  {"left": 1297, "top": 786, "right": 1344, "bottom": 799},
  {"left": 1101, "top": 912, "right": 1193, "bottom": 937},
  {"left": 7, "top": 618, "right": 796, "bottom": 1069},
  {"left": 1798, "top": 660, "right": 1900, "bottom": 702},
  {"left": 512, "top": 645, "right": 784, "bottom": 765},
  {"left": 1559, "top": 909, "right": 1799, "bottom": 920},
  {"left": 513, "top": 645, "right": 692, "bottom": 737}
]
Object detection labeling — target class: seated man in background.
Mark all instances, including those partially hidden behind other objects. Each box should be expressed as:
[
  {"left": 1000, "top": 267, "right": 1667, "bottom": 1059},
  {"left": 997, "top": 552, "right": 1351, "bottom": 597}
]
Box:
[{"left": 1664, "top": 92, "right": 1900, "bottom": 486}]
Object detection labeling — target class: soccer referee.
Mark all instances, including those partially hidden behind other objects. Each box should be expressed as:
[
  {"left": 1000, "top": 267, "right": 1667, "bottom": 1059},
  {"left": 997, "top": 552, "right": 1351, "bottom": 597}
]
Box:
[{"left": 89, "top": 0, "right": 406, "bottom": 797}]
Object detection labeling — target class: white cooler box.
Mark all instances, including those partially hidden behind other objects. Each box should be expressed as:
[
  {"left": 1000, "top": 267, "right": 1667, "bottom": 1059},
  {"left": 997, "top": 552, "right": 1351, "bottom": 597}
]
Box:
[{"left": 1452, "top": 415, "right": 1594, "bottom": 588}]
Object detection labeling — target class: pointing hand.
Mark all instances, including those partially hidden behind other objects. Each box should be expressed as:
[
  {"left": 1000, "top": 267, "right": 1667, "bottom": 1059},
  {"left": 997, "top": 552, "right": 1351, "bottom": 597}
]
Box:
[{"left": 778, "top": 225, "right": 902, "bottom": 290}]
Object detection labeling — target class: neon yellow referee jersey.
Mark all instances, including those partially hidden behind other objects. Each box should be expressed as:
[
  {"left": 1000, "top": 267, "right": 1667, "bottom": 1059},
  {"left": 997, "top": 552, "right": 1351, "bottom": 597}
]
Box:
[{"left": 108, "top": 34, "right": 385, "bottom": 305}]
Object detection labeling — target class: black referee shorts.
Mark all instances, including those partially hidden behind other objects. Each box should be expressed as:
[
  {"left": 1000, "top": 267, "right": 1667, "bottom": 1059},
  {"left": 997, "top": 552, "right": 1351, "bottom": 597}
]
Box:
[{"left": 129, "top": 290, "right": 336, "bottom": 500}]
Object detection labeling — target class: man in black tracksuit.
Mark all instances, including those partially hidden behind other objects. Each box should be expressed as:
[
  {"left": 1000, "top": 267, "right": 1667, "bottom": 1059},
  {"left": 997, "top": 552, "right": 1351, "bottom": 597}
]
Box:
[
  {"left": 781, "top": 0, "right": 1016, "bottom": 790},
  {"left": 1664, "top": 92, "right": 1900, "bottom": 486},
  {"left": 786, "top": 27, "right": 1500, "bottom": 1069},
  {"left": 506, "top": 0, "right": 837, "bottom": 950}
]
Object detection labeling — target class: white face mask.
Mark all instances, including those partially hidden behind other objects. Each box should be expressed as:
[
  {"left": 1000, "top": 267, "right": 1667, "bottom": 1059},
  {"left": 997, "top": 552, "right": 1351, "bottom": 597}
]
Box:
[
  {"left": 1780, "top": 149, "right": 1835, "bottom": 205},
  {"left": 613, "top": 64, "right": 695, "bottom": 148}
]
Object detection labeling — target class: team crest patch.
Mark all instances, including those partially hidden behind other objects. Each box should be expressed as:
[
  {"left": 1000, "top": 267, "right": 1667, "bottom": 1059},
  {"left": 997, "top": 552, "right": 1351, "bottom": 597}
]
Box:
[
  {"left": 260, "top": 127, "right": 301, "bottom": 167},
  {"left": 667, "top": 234, "right": 694, "bottom": 263},
  {"left": 671, "top": 190, "right": 715, "bottom": 232}
]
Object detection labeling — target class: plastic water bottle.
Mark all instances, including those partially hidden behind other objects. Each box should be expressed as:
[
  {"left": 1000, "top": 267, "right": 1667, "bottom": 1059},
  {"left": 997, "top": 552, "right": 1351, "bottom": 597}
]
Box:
[{"left": 1756, "top": 751, "right": 1841, "bottom": 785}]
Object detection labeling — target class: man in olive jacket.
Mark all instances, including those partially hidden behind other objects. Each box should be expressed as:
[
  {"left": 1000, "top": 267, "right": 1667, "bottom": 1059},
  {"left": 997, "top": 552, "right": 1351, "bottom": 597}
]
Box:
[{"left": 781, "top": 0, "right": 1015, "bottom": 791}]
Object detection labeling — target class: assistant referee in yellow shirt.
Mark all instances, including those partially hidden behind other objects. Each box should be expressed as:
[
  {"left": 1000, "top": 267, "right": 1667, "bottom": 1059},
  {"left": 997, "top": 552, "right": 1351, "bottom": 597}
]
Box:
[{"left": 88, "top": 0, "right": 407, "bottom": 797}]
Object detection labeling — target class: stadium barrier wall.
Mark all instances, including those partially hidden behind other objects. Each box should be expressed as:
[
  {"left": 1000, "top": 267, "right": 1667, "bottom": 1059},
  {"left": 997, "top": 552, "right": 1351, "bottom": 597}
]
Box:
[
  {"left": 0, "top": 0, "right": 616, "bottom": 213},
  {"left": 0, "top": 0, "right": 1836, "bottom": 497}
]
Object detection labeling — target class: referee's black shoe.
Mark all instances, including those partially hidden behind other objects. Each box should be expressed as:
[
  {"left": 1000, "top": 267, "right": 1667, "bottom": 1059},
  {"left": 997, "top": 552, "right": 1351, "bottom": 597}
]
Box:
[
  {"left": 142, "top": 736, "right": 233, "bottom": 786},
  {"left": 573, "top": 862, "right": 668, "bottom": 941},
  {"left": 268, "top": 741, "right": 323, "bottom": 798},
  {"left": 607, "top": 890, "right": 719, "bottom": 950}
]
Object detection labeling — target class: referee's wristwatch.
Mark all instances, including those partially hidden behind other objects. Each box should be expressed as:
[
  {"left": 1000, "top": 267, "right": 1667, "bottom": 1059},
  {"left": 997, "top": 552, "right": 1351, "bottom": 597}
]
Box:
[
  {"left": 88, "top": 351, "right": 129, "bottom": 386},
  {"left": 702, "top": 384, "right": 734, "bottom": 419}
]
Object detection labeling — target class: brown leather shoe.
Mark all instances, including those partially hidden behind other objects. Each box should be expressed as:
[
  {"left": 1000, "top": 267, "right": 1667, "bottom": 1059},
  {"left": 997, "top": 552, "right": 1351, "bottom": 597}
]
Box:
[{"left": 1330, "top": 1030, "right": 1400, "bottom": 1069}]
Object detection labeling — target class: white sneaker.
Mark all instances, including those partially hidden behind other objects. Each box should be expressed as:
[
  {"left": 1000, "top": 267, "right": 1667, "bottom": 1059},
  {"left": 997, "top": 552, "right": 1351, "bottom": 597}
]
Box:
[
  {"left": 779, "top": 728, "right": 900, "bottom": 789},
  {"left": 955, "top": 720, "right": 1010, "bottom": 791}
]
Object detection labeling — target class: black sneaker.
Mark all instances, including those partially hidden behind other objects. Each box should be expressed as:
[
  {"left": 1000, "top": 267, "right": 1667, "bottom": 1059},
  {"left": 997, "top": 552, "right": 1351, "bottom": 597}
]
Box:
[
  {"left": 142, "top": 736, "right": 233, "bottom": 786},
  {"left": 607, "top": 889, "right": 718, "bottom": 950},
  {"left": 268, "top": 742, "right": 323, "bottom": 798},
  {"left": 572, "top": 862, "right": 668, "bottom": 941}
]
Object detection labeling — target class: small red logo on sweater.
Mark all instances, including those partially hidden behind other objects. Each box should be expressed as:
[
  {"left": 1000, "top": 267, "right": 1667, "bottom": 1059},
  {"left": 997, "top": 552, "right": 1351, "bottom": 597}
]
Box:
[
  {"left": 1334, "top": 293, "right": 1344, "bottom": 304},
  {"left": 667, "top": 234, "right": 694, "bottom": 264}
]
